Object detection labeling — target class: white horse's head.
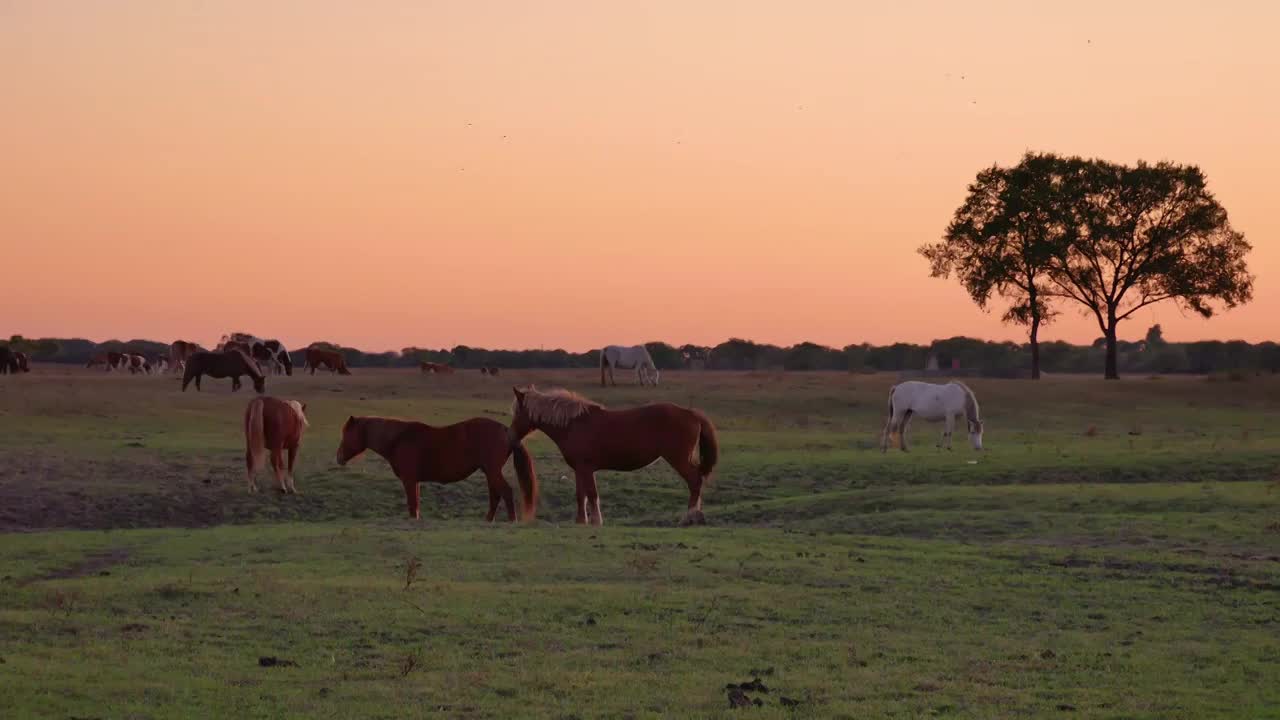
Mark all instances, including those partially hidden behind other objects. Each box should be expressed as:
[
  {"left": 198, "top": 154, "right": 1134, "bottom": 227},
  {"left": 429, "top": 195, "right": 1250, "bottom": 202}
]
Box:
[
  {"left": 968, "top": 419, "right": 984, "bottom": 450},
  {"left": 650, "top": 367, "right": 661, "bottom": 385}
]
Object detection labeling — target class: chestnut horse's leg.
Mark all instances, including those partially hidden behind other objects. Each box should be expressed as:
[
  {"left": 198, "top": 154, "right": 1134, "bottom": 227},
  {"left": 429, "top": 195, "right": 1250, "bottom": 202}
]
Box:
[
  {"left": 582, "top": 472, "right": 603, "bottom": 527},
  {"left": 270, "top": 448, "right": 287, "bottom": 493},
  {"left": 487, "top": 469, "right": 516, "bottom": 522},
  {"left": 484, "top": 483, "right": 500, "bottom": 522},
  {"left": 245, "top": 447, "right": 260, "bottom": 494},
  {"left": 402, "top": 479, "right": 421, "bottom": 519},
  {"left": 667, "top": 456, "right": 706, "bottom": 527},
  {"left": 573, "top": 469, "right": 593, "bottom": 524},
  {"left": 286, "top": 444, "right": 300, "bottom": 494}
]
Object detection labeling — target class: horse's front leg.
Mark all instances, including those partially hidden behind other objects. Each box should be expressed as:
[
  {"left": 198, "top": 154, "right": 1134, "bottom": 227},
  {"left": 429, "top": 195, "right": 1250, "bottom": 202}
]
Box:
[
  {"left": 583, "top": 472, "right": 603, "bottom": 527},
  {"left": 943, "top": 415, "right": 955, "bottom": 450},
  {"left": 402, "top": 478, "right": 421, "bottom": 519},
  {"left": 573, "top": 469, "right": 593, "bottom": 524}
]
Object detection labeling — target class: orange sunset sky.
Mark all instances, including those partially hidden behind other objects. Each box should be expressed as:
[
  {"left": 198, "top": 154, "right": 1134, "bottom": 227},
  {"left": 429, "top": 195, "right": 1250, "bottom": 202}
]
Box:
[{"left": 3, "top": 1, "right": 1276, "bottom": 352}]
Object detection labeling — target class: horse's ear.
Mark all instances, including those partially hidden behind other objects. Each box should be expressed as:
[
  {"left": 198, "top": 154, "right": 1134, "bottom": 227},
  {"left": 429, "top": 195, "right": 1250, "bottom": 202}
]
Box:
[
  {"left": 346, "top": 415, "right": 354, "bottom": 424},
  {"left": 512, "top": 386, "right": 524, "bottom": 402}
]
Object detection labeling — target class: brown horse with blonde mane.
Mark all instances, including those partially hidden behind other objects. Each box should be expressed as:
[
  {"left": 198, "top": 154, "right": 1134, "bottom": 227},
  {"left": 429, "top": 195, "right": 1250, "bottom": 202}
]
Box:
[
  {"left": 336, "top": 415, "right": 538, "bottom": 521},
  {"left": 182, "top": 349, "right": 266, "bottom": 393},
  {"left": 305, "top": 347, "right": 352, "bottom": 375},
  {"left": 245, "top": 396, "right": 309, "bottom": 494},
  {"left": 509, "top": 386, "right": 719, "bottom": 526}
]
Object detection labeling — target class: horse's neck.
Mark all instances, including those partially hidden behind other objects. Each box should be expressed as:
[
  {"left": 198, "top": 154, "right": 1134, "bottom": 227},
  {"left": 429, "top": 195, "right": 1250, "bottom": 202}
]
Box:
[
  {"left": 365, "top": 419, "right": 417, "bottom": 465},
  {"left": 534, "top": 416, "right": 579, "bottom": 446}
]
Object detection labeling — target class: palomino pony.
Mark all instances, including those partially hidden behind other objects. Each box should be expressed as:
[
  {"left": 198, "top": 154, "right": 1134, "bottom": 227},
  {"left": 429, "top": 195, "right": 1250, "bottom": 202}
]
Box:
[
  {"left": 245, "top": 396, "right": 308, "bottom": 494},
  {"left": 335, "top": 415, "right": 538, "bottom": 521},
  {"left": 182, "top": 349, "right": 266, "bottom": 393},
  {"left": 304, "top": 347, "right": 351, "bottom": 375},
  {"left": 509, "top": 386, "right": 718, "bottom": 526},
  {"left": 880, "top": 380, "right": 984, "bottom": 452},
  {"left": 600, "top": 345, "right": 660, "bottom": 386}
]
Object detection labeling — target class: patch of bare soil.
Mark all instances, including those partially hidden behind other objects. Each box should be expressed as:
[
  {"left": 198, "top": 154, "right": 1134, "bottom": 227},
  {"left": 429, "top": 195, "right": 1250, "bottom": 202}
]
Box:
[{"left": 15, "top": 548, "right": 131, "bottom": 587}]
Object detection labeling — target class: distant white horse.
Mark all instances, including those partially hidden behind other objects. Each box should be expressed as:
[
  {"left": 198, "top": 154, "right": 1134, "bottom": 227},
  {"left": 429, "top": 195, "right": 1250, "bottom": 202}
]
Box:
[
  {"left": 880, "top": 381, "right": 984, "bottom": 452},
  {"left": 600, "top": 345, "right": 660, "bottom": 386}
]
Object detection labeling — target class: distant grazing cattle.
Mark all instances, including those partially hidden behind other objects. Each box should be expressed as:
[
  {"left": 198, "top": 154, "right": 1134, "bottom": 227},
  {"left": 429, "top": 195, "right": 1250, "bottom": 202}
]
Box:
[{"left": 304, "top": 347, "right": 351, "bottom": 375}]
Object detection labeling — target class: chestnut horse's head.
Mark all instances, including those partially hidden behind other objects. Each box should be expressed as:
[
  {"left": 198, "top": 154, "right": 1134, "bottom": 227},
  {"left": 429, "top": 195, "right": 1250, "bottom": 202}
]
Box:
[
  {"left": 509, "top": 386, "right": 535, "bottom": 441},
  {"left": 335, "top": 416, "right": 366, "bottom": 466}
]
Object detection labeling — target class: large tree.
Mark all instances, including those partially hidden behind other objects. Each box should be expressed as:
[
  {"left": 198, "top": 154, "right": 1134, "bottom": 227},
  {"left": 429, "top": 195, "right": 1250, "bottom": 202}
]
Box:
[
  {"left": 920, "top": 153, "right": 1072, "bottom": 379},
  {"left": 1050, "top": 159, "right": 1253, "bottom": 379}
]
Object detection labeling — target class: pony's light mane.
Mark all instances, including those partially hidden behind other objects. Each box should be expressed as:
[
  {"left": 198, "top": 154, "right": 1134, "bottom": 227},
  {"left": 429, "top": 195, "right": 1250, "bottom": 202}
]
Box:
[
  {"left": 949, "top": 381, "right": 980, "bottom": 420},
  {"left": 287, "top": 400, "right": 309, "bottom": 427},
  {"left": 517, "top": 387, "right": 602, "bottom": 427}
]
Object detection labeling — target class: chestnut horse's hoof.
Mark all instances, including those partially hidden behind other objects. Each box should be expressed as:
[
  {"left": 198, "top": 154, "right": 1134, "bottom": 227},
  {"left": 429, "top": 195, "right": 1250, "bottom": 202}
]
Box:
[{"left": 679, "top": 509, "right": 707, "bottom": 527}]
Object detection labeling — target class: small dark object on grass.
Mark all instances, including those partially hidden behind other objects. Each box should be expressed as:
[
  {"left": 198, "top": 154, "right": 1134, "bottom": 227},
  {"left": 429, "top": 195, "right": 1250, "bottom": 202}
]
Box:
[
  {"left": 98, "top": 570, "right": 110, "bottom": 576},
  {"left": 1040, "top": 649, "right": 1057, "bottom": 660},
  {"left": 259, "top": 656, "right": 299, "bottom": 668},
  {"left": 584, "top": 615, "right": 597, "bottom": 626},
  {"left": 726, "top": 678, "right": 769, "bottom": 693},
  {"left": 727, "top": 688, "right": 752, "bottom": 709},
  {"left": 1057, "top": 704, "right": 1076, "bottom": 711},
  {"left": 749, "top": 666, "right": 775, "bottom": 676},
  {"left": 780, "top": 697, "right": 802, "bottom": 708}
]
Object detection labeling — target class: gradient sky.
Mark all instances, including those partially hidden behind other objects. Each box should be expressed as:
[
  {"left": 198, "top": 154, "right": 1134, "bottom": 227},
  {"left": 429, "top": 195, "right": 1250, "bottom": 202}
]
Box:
[{"left": 3, "top": 1, "right": 1276, "bottom": 352}]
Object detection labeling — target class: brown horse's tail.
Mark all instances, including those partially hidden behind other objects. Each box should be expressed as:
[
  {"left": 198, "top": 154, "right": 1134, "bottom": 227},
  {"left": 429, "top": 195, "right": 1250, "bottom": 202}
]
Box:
[
  {"left": 245, "top": 397, "right": 266, "bottom": 473},
  {"left": 695, "top": 410, "right": 719, "bottom": 481},
  {"left": 510, "top": 440, "right": 539, "bottom": 521}
]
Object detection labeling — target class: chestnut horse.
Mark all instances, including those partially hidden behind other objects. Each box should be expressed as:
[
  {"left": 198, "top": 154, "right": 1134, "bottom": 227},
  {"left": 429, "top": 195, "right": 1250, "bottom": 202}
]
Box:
[
  {"left": 169, "top": 340, "right": 205, "bottom": 373},
  {"left": 419, "top": 361, "right": 455, "bottom": 374},
  {"left": 304, "top": 347, "right": 351, "bottom": 375},
  {"left": 336, "top": 416, "right": 538, "bottom": 521},
  {"left": 509, "top": 386, "right": 719, "bottom": 526},
  {"left": 245, "top": 396, "right": 308, "bottom": 494},
  {"left": 182, "top": 349, "right": 266, "bottom": 393}
]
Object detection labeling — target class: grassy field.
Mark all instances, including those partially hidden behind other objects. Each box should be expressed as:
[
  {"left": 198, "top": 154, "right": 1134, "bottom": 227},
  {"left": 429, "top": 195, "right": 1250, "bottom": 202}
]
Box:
[{"left": 1, "top": 366, "right": 1278, "bottom": 718}]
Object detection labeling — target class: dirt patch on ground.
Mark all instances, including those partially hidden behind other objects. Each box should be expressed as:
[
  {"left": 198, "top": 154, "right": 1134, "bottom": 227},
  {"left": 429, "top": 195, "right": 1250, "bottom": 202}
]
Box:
[{"left": 16, "top": 548, "right": 131, "bottom": 586}]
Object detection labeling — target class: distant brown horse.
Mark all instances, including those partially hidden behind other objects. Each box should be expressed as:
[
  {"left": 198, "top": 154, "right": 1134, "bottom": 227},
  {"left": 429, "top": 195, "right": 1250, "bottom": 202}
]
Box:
[
  {"left": 336, "top": 416, "right": 538, "bottom": 521},
  {"left": 0, "top": 347, "right": 17, "bottom": 374},
  {"left": 169, "top": 340, "right": 204, "bottom": 373},
  {"left": 419, "top": 361, "right": 455, "bottom": 375},
  {"left": 245, "top": 396, "right": 308, "bottom": 494},
  {"left": 305, "top": 347, "right": 351, "bottom": 375},
  {"left": 509, "top": 386, "right": 718, "bottom": 526},
  {"left": 182, "top": 349, "right": 266, "bottom": 393}
]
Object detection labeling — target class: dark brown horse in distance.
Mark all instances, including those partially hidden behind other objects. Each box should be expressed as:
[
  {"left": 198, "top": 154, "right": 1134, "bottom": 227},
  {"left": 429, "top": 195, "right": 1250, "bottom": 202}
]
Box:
[
  {"left": 245, "top": 396, "right": 308, "bottom": 494},
  {"left": 509, "top": 386, "right": 718, "bottom": 526},
  {"left": 336, "top": 416, "right": 538, "bottom": 521},
  {"left": 304, "top": 347, "right": 351, "bottom": 375},
  {"left": 182, "top": 349, "right": 266, "bottom": 393},
  {"left": 419, "top": 361, "right": 455, "bottom": 374},
  {"left": 0, "top": 347, "right": 26, "bottom": 374}
]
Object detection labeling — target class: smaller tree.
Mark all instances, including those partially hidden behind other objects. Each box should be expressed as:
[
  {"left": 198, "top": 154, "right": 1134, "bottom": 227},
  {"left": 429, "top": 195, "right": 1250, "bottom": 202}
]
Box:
[{"left": 920, "top": 153, "right": 1072, "bottom": 379}]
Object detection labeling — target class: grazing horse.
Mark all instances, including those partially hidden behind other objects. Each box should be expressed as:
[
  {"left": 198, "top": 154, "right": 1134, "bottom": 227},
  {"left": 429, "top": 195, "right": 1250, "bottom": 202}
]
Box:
[
  {"left": 880, "top": 381, "right": 984, "bottom": 452},
  {"left": 509, "top": 386, "right": 718, "bottom": 526},
  {"left": 304, "top": 347, "right": 351, "bottom": 375},
  {"left": 221, "top": 333, "right": 292, "bottom": 376},
  {"left": 419, "top": 361, "right": 455, "bottom": 375},
  {"left": 0, "top": 347, "right": 16, "bottom": 374},
  {"left": 169, "top": 340, "right": 205, "bottom": 373},
  {"left": 336, "top": 416, "right": 538, "bottom": 522},
  {"left": 244, "top": 396, "right": 308, "bottom": 494},
  {"left": 182, "top": 349, "right": 266, "bottom": 393},
  {"left": 126, "top": 354, "right": 152, "bottom": 375},
  {"left": 600, "top": 345, "right": 660, "bottom": 386},
  {"left": 87, "top": 351, "right": 129, "bottom": 372}
]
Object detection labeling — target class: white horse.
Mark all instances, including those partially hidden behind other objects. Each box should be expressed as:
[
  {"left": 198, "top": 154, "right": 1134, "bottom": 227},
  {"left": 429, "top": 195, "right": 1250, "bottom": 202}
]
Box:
[
  {"left": 599, "top": 344, "right": 660, "bottom": 386},
  {"left": 880, "top": 380, "right": 984, "bottom": 452}
]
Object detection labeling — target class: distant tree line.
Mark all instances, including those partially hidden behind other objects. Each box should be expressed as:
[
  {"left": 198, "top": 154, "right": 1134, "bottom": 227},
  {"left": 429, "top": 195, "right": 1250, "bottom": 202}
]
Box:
[{"left": 6, "top": 331, "right": 1279, "bottom": 377}]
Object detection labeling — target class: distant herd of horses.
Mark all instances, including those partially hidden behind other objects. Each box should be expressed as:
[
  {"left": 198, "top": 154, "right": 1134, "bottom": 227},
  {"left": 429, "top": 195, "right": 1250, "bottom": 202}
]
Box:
[{"left": 3, "top": 336, "right": 985, "bottom": 525}]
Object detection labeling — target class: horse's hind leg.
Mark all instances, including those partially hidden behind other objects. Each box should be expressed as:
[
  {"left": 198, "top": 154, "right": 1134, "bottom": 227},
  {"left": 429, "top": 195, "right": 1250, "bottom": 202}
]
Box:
[
  {"left": 943, "top": 414, "right": 955, "bottom": 450},
  {"left": 880, "top": 415, "right": 895, "bottom": 453},
  {"left": 668, "top": 456, "right": 706, "bottom": 526},
  {"left": 270, "top": 449, "right": 287, "bottom": 492},
  {"left": 582, "top": 473, "right": 603, "bottom": 527},
  {"left": 245, "top": 450, "right": 260, "bottom": 493},
  {"left": 286, "top": 444, "right": 300, "bottom": 494},
  {"left": 899, "top": 411, "right": 912, "bottom": 452}
]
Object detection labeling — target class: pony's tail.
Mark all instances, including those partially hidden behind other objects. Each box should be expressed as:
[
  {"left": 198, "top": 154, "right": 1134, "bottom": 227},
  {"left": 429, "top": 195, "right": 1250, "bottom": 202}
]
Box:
[
  {"left": 511, "top": 440, "right": 539, "bottom": 521},
  {"left": 244, "top": 397, "right": 266, "bottom": 474},
  {"left": 696, "top": 411, "right": 719, "bottom": 480}
]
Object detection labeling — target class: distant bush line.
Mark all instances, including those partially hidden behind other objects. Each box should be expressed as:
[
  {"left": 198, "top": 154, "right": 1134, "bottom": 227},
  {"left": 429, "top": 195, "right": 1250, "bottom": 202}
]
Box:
[{"left": 4, "top": 333, "right": 1279, "bottom": 377}]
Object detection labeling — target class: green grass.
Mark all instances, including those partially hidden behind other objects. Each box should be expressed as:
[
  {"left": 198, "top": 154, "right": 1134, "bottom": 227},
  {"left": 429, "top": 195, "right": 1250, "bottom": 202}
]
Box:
[{"left": 1, "top": 367, "right": 1279, "bottom": 717}]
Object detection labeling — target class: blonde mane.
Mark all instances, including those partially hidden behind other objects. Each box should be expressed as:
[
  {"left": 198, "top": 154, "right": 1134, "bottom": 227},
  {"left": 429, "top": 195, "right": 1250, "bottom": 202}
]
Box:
[
  {"left": 286, "top": 400, "right": 309, "bottom": 427},
  {"left": 515, "top": 387, "right": 602, "bottom": 427}
]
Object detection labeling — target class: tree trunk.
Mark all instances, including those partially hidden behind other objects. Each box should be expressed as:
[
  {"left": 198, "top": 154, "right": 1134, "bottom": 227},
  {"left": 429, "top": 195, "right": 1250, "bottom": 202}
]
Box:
[
  {"left": 1029, "top": 314, "right": 1041, "bottom": 380},
  {"left": 1104, "top": 318, "right": 1119, "bottom": 380}
]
